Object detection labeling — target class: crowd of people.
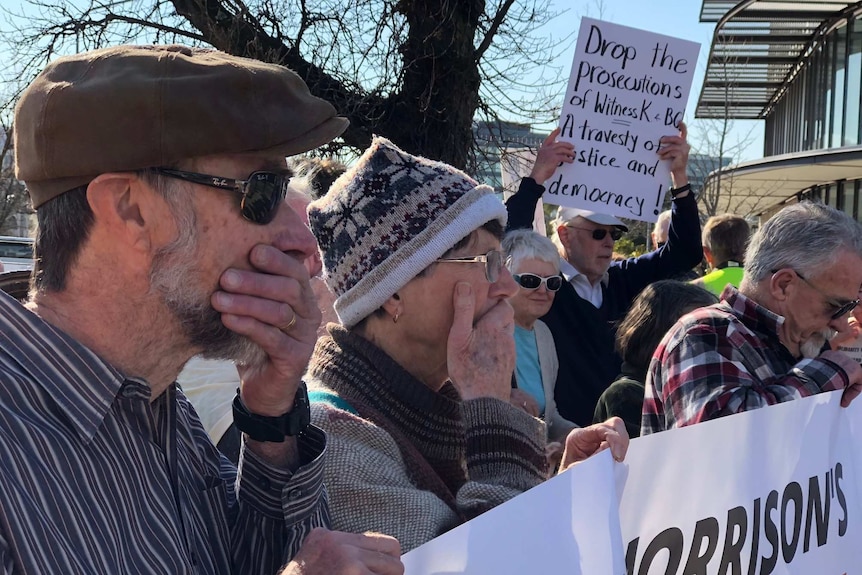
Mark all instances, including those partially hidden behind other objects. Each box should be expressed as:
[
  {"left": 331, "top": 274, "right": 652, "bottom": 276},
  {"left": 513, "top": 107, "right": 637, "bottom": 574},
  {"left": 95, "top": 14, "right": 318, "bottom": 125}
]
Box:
[{"left": 1, "top": 43, "right": 861, "bottom": 574}]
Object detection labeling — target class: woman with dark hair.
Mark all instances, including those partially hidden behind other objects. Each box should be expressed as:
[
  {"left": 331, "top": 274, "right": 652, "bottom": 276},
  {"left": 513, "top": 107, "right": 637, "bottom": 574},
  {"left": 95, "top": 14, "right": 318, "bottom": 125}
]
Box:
[{"left": 594, "top": 280, "right": 717, "bottom": 437}]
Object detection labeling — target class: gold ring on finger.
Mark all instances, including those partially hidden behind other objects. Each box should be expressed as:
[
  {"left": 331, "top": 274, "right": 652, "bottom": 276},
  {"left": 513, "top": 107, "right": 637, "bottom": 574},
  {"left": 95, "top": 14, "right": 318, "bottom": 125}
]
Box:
[{"left": 279, "top": 312, "right": 297, "bottom": 333}]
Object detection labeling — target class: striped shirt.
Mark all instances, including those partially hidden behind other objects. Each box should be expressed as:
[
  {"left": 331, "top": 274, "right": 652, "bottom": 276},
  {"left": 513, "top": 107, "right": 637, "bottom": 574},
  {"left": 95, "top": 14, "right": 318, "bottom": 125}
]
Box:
[
  {"left": 0, "top": 291, "right": 328, "bottom": 574},
  {"left": 641, "top": 286, "right": 848, "bottom": 435}
]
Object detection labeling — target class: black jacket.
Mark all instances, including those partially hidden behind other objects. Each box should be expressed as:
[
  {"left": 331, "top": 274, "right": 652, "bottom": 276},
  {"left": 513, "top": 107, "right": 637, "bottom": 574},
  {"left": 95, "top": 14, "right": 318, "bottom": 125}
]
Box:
[{"left": 505, "top": 178, "right": 703, "bottom": 426}]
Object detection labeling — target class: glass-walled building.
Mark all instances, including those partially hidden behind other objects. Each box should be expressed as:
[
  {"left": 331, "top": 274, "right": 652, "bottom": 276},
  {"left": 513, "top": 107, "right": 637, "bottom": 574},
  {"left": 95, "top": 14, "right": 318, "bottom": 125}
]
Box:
[
  {"left": 697, "top": 0, "right": 862, "bottom": 221},
  {"left": 765, "top": 9, "right": 862, "bottom": 155}
]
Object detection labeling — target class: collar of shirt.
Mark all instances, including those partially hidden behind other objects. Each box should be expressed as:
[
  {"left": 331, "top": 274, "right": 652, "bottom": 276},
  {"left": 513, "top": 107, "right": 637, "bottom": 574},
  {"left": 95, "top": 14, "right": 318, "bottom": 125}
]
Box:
[
  {"left": 720, "top": 285, "right": 785, "bottom": 339},
  {"left": 559, "top": 257, "right": 609, "bottom": 307},
  {"left": 0, "top": 291, "right": 126, "bottom": 443}
]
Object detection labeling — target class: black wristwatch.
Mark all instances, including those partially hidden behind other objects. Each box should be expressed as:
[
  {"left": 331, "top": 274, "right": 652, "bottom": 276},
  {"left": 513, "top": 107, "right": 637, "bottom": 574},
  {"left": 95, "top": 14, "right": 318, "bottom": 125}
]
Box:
[
  {"left": 232, "top": 383, "right": 311, "bottom": 442},
  {"left": 670, "top": 183, "right": 692, "bottom": 198}
]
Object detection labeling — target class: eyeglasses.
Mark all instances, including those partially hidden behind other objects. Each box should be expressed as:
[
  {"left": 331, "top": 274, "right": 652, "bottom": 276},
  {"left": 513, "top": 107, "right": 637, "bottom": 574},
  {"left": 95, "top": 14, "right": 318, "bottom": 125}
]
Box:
[
  {"left": 566, "top": 226, "right": 623, "bottom": 241},
  {"left": 154, "top": 167, "right": 290, "bottom": 225},
  {"left": 780, "top": 269, "right": 860, "bottom": 320},
  {"left": 436, "top": 250, "right": 504, "bottom": 283},
  {"left": 513, "top": 273, "right": 563, "bottom": 292}
]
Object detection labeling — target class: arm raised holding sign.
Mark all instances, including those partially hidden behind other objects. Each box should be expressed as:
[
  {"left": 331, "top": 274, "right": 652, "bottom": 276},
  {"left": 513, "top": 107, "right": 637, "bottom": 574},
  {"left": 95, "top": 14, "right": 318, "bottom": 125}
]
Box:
[
  {"left": 505, "top": 122, "right": 694, "bottom": 230},
  {"left": 657, "top": 120, "right": 690, "bottom": 196},
  {"left": 502, "top": 120, "right": 704, "bottom": 428},
  {"left": 530, "top": 128, "right": 576, "bottom": 184},
  {"left": 505, "top": 128, "right": 575, "bottom": 232},
  {"left": 610, "top": 121, "right": 702, "bottom": 300}
]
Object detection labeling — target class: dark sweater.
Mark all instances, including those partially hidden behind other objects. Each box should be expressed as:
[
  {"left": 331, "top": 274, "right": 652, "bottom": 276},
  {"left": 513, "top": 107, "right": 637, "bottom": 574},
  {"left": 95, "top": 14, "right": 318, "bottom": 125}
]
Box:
[
  {"left": 506, "top": 178, "right": 703, "bottom": 426},
  {"left": 593, "top": 362, "right": 647, "bottom": 439},
  {"left": 306, "top": 326, "right": 549, "bottom": 550}
]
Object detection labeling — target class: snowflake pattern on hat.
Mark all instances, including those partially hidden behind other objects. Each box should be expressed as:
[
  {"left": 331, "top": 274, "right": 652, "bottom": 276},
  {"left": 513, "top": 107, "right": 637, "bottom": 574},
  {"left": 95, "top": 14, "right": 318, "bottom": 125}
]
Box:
[{"left": 307, "top": 136, "right": 506, "bottom": 327}]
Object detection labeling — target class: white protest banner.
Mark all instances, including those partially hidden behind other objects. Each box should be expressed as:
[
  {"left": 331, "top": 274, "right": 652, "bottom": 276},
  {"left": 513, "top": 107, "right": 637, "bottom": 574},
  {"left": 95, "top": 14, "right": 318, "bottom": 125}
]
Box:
[
  {"left": 618, "top": 392, "right": 862, "bottom": 574},
  {"left": 402, "top": 450, "right": 625, "bottom": 575},
  {"left": 546, "top": 18, "right": 700, "bottom": 222},
  {"left": 499, "top": 147, "right": 546, "bottom": 236}
]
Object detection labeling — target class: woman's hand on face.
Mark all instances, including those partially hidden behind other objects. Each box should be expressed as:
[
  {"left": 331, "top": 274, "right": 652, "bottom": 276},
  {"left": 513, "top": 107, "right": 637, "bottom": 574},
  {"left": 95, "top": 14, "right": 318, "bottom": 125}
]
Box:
[{"left": 447, "top": 282, "right": 515, "bottom": 402}]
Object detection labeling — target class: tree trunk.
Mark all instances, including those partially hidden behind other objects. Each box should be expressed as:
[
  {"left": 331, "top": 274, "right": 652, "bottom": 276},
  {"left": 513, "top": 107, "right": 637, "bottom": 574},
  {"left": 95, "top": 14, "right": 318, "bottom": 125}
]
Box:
[{"left": 379, "top": 0, "right": 483, "bottom": 169}]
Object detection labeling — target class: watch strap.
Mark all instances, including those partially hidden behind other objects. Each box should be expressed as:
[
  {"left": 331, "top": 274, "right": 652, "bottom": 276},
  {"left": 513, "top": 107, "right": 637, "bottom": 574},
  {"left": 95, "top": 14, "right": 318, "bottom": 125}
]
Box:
[
  {"left": 232, "top": 383, "right": 311, "bottom": 442},
  {"left": 670, "top": 183, "right": 692, "bottom": 198}
]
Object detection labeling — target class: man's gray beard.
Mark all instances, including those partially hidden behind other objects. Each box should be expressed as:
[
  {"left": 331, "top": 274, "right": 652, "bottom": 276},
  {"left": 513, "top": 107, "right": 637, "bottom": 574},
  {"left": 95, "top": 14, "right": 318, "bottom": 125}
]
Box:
[
  {"left": 800, "top": 328, "right": 837, "bottom": 359},
  {"left": 149, "top": 231, "right": 267, "bottom": 367}
]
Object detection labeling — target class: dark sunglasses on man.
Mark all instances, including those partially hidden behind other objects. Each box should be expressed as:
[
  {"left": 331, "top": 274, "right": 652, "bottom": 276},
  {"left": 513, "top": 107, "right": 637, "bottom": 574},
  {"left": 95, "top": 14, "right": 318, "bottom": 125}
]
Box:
[
  {"left": 155, "top": 167, "right": 291, "bottom": 225},
  {"left": 513, "top": 273, "right": 563, "bottom": 292},
  {"left": 566, "top": 225, "right": 623, "bottom": 241},
  {"left": 789, "top": 269, "right": 859, "bottom": 320}
]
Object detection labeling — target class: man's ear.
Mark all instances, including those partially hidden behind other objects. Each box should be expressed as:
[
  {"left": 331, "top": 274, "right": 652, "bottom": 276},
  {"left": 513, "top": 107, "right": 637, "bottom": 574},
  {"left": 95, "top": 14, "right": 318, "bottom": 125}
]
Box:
[
  {"left": 86, "top": 173, "right": 157, "bottom": 253},
  {"left": 769, "top": 268, "right": 795, "bottom": 302},
  {"left": 557, "top": 224, "right": 569, "bottom": 245},
  {"left": 703, "top": 245, "right": 714, "bottom": 267}
]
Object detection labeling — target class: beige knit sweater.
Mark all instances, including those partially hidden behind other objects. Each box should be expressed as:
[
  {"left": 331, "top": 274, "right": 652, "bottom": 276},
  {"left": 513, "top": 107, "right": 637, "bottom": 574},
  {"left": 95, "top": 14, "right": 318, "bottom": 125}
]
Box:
[{"left": 307, "top": 326, "right": 548, "bottom": 552}]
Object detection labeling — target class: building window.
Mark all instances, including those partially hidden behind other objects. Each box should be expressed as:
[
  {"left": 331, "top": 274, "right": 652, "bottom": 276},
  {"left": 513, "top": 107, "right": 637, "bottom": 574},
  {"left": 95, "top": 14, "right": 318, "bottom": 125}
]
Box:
[{"left": 848, "top": 17, "right": 862, "bottom": 146}]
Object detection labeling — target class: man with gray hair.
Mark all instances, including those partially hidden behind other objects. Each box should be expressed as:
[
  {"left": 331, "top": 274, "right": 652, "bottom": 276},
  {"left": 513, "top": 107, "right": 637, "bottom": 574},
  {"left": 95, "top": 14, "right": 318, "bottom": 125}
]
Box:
[
  {"left": 651, "top": 209, "right": 671, "bottom": 250},
  {"left": 506, "top": 124, "right": 703, "bottom": 427},
  {"left": 642, "top": 202, "right": 862, "bottom": 435},
  {"left": 1, "top": 45, "right": 402, "bottom": 574}
]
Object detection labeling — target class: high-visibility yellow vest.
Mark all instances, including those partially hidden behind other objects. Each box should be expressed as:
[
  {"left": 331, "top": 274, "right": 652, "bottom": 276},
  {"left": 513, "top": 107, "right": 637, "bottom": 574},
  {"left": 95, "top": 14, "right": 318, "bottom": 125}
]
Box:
[{"left": 700, "top": 261, "right": 744, "bottom": 296}]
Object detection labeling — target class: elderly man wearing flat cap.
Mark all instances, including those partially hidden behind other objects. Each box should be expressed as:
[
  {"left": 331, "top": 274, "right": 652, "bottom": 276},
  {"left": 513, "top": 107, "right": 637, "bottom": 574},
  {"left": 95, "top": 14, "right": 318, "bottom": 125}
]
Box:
[
  {"left": 506, "top": 124, "right": 703, "bottom": 428},
  {"left": 1, "top": 45, "right": 402, "bottom": 575}
]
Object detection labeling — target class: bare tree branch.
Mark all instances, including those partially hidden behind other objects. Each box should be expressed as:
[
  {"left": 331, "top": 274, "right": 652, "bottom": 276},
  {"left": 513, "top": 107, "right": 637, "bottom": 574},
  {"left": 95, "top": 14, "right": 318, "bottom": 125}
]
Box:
[{"left": 475, "top": 0, "right": 515, "bottom": 62}]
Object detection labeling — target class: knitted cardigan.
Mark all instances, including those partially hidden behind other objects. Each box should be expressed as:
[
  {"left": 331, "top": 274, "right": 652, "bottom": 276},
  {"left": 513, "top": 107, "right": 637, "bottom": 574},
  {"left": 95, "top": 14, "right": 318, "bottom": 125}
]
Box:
[{"left": 307, "top": 325, "right": 548, "bottom": 552}]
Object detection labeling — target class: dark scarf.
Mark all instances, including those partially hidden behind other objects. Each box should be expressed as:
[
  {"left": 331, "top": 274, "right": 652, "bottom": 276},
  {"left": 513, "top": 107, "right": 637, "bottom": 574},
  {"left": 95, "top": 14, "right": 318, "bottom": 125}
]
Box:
[{"left": 308, "top": 325, "right": 468, "bottom": 518}]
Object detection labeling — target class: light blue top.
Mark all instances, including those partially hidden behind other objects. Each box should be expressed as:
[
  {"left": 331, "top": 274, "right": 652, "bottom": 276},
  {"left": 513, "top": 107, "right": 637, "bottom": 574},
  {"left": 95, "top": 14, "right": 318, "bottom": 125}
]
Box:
[{"left": 514, "top": 325, "right": 546, "bottom": 415}]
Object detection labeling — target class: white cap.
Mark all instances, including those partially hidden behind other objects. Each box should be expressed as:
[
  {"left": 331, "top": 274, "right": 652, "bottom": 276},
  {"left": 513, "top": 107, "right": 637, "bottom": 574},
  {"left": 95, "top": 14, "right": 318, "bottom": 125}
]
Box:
[{"left": 553, "top": 206, "right": 628, "bottom": 232}]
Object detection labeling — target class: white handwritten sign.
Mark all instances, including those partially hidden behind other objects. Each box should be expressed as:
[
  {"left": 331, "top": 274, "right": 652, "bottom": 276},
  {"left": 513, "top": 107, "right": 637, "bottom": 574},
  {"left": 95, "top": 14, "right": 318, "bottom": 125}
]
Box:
[{"left": 546, "top": 18, "right": 700, "bottom": 222}]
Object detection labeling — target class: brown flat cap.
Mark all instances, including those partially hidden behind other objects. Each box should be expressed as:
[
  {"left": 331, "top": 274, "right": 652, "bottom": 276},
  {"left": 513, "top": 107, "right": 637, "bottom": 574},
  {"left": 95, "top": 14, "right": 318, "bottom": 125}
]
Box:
[{"left": 14, "top": 44, "right": 349, "bottom": 208}]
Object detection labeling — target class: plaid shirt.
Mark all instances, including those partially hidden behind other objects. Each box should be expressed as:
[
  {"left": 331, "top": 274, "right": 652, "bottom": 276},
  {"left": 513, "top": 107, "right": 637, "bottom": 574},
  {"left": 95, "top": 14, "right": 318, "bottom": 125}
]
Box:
[{"left": 641, "top": 286, "right": 849, "bottom": 435}]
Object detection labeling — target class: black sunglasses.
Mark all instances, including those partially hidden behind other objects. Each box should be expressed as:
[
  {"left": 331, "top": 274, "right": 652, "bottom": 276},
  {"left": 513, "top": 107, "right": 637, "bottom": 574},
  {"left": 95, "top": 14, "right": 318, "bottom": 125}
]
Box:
[
  {"left": 154, "top": 167, "right": 290, "bottom": 225},
  {"left": 795, "top": 270, "right": 860, "bottom": 320},
  {"left": 566, "top": 225, "right": 623, "bottom": 241},
  {"left": 513, "top": 273, "right": 563, "bottom": 292}
]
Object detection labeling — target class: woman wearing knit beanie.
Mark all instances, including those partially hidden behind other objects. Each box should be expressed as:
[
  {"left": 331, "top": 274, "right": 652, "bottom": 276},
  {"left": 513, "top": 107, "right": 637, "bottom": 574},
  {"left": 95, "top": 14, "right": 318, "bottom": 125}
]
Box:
[{"left": 307, "top": 137, "right": 628, "bottom": 552}]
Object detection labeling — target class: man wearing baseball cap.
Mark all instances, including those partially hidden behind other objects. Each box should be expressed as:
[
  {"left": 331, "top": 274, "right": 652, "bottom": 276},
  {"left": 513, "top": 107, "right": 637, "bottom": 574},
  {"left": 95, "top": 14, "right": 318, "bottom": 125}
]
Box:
[
  {"left": 506, "top": 124, "right": 703, "bottom": 427},
  {"left": 2, "top": 45, "right": 402, "bottom": 574}
]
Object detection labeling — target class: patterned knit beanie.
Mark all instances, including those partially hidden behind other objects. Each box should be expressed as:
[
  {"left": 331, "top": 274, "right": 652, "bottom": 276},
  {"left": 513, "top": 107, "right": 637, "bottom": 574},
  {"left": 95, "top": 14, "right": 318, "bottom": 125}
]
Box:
[{"left": 307, "top": 136, "right": 507, "bottom": 328}]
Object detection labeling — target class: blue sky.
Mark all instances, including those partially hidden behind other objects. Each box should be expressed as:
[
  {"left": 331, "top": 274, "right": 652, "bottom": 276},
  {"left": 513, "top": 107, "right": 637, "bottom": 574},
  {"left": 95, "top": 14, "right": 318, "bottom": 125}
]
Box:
[
  {"left": 539, "top": 0, "right": 765, "bottom": 162},
  {"left": 2, "top": 0, "right": 765, "bottom": 163}
]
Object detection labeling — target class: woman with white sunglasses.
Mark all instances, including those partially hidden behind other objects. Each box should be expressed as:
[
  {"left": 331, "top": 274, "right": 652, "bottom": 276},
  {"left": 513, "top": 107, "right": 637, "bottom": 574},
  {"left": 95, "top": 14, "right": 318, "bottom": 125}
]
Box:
[{"left": 502, "top": 229, "right": 578, "bottom": 443}]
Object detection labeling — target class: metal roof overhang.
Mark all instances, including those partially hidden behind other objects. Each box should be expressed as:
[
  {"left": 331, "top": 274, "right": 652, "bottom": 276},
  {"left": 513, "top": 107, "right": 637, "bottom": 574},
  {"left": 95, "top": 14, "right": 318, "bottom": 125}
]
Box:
[
  {"left": 697, "top": 0, "right": 859, "bottom": 119},
  {"left": 702, "top": 146, "right": 862, "bottom": 216}
]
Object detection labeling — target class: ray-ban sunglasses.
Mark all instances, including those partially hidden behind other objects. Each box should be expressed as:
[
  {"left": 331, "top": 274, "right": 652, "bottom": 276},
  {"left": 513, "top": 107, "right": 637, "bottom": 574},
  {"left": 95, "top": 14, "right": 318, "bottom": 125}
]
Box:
[
  {"left": 155, "top": 167, "right": 291, "bottom": 224},
  {"left": 566, "top": 225, "right": 623, "bottom": 241}
]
